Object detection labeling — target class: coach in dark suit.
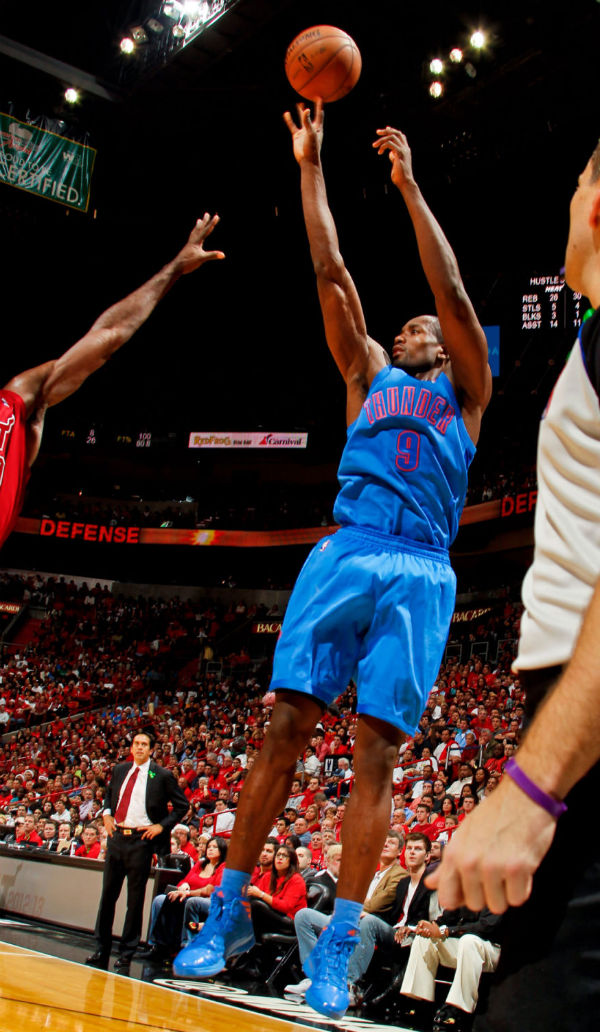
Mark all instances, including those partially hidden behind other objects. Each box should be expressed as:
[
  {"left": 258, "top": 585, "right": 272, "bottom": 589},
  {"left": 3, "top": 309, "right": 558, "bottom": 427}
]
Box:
[{"left": 86, "top": 728, "right": 189, "bottom": 972}]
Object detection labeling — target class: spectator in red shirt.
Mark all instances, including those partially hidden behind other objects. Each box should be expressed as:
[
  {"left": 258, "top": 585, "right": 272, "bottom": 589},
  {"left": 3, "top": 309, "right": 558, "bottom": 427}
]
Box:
[
  {"left": 247, "top": 844, "right": 307, "bottom": 941},
  {"left": 16, "top": 813, "right": 42, "bottom": 846},
  {"left": 173, "top": 824, "right": 198, "bottom": 863},
  {"left": 141, "top": 836, "right": 228, "bottom": 962},
  {"left": 403, "top": 803, "right": 437, "bottom": 841},
  {"left": 458, "top": 795, "right": 477, "bottom": 822},
  {"left": 250, "top": 838, "right": 277, "bottom": 892},
  {"left": 75, "top": 825, "right": 102, "bottom": 859},
  {"left": 304, "top": 803, "right": 321, "bottom": 833}
]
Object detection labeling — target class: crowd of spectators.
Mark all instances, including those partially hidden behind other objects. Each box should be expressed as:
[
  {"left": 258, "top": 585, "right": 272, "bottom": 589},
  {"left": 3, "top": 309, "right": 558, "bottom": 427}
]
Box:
[{"left": 0, "top": 570, "right": 526, "bottom": 1027}]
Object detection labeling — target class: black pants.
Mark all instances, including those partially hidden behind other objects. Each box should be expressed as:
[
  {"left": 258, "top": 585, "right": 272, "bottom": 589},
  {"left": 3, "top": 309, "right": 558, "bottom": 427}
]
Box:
[
  {"left": 474, "top": 667, "right": 600, "bottom": 1032},
  {"left": 95, "top": 830, "right": 154, "bottom": 957}
]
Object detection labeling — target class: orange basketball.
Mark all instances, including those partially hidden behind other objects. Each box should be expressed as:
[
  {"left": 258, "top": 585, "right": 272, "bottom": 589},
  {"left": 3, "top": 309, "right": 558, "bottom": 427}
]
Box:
[{"left": 285, "top": 25, "right": 361, "bottom": 103}]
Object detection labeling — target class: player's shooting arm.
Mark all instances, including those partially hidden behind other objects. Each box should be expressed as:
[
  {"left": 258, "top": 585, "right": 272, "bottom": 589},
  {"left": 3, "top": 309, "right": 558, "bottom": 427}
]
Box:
[
  {"left": 5, "top": 214, "right": 224, "bottom": 413},
  {"left": 285, "top": 102, "right": 385, "bottom": 418},
  {"left": 374, "top": 128, "right": 491, "bottom": 419}
]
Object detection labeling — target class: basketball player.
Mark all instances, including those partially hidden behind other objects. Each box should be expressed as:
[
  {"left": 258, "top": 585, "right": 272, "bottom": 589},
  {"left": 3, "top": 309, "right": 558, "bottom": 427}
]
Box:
[
  {"left": 429, "top": 144, "right": 600, "bottom": 1032},
  {"left": 0, "top": 213, "right": 223, "bottom": 547},
  {"left": 173, "top": 102, "right": 490, "bottom": 1019}
]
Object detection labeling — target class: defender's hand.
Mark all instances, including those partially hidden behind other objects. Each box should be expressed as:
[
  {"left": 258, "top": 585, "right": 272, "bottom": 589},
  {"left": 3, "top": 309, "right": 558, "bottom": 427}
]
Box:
[
  {"left": 176, "top": 214, "right": 225, "bottom": 274},
  {"left": 283, "top": 101, "right": 324, "bottom": 166},
  {"left": 372, "top": 127, "right": 416, "bottom": 192}
]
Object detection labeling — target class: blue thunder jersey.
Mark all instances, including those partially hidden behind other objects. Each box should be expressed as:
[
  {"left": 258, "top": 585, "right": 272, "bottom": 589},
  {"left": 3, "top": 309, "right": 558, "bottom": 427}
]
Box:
[{"left": 333, "top": 365, "right": 475, "bottom": 550}]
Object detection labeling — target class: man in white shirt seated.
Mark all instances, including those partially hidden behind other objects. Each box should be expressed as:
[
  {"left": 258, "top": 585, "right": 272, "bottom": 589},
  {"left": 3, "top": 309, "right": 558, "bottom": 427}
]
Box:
[
  {"left": 447, "top": 763, "right": 475, "bottom": 799},
  {"left": 213, "top": 798, "right": 235, "bottom": 835}
]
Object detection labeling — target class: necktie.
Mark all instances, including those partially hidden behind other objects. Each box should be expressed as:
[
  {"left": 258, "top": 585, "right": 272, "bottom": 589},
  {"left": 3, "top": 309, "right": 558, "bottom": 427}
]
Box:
[{"left": 114, "top": 766, "right": 139, "bottom": 824}]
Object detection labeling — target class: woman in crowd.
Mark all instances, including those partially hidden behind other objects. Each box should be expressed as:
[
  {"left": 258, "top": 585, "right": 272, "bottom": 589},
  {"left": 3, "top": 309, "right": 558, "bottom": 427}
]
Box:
[
  {"left": 457, "top": 784, "right": 476, "bottom": 811},
  {"left": 471, "top": 766, "right": 489, "bottom": 800},
  {"left": 428, "top": 796, "right": 456, "bottom": 839},
  {"left": 246, "top": 844, "right": 307, "bottom": 939},
  {"left": 143, "top": 836, "right": 228, "bottom": 961},
  {"left": 304, "top": 803, "right": 320, "bottom": 832}
]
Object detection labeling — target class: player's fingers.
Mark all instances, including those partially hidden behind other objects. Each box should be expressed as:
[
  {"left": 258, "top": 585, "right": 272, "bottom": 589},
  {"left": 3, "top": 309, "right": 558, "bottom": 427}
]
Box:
[
  {"left": 314, "top": 97, "right": 324, "bottom": 124},
  {"left": 283, "top": 111, "right": 297, "bottom": 134},
  {"left": 504, "top": 861, "right": 533, "bottom": 910},
  {"left": 204, "top": 250, "right": 225, "bottom": 261},
  {"left": 461, "top": 854, "right": 493, "bottom": 913},
  {"left": 301, "top": 106, "right": 313, "bottom": 129},
  {"left": 201, "top": 214, "right": 220, "bottom": 235},
  {"left": 434, "top": 857, "right": 468, "bottom": 911}
]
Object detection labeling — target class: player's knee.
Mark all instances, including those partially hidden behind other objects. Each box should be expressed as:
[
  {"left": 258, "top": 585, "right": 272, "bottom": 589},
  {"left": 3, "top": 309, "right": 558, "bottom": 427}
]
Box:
[{"left": 261, "top": 704, "right": 312, "bottom": 761}]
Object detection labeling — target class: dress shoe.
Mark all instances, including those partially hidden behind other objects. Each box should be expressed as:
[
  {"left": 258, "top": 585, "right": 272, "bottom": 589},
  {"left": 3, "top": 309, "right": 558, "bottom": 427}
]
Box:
[
  {"left": 114, "top": 955, "right": 132, "bottom": 971},
  {"left": 137, "top": 944, "right": 170, "bottom": 963},
  {"left": 85, "top": 951, "right": 109, "bottom": 970},
  {"left": 433, "top": 1003, "right": 472, "bottom": 1030}
]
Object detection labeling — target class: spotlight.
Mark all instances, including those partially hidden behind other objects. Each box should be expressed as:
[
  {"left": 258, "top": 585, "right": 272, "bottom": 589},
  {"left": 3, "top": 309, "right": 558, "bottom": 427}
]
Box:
[
  {"left": 64, "top": 88, "right": 79, "bottom": 104},
  {"left": 429, "top": 81, "right": 443, "bottom": 99},
  {"left": 470, "top": 30, "right": 486, "bottom": 49},
  {"left": 172, "top": 23, "right": 186, "bottom": 38},
  {"left": 120, "top": 37, "right": 135, "bottom": 54},
  {"left": 465, "top": 62, "right": 477, "bottom": 79},
  {"left": 147, "top": 17, "right": 165, "bottom": 34},
  {"left": 449, "top": 47, "right": 463, "bottom": 63},
  {"left": 163, "top": 1, "right": 183, "bottom": 16},
  {"left": 429, "top": 58, "right": 444, "bottom": 75},
  {"left": 130, "top": 25, "right": 148, "bottom": 43}
]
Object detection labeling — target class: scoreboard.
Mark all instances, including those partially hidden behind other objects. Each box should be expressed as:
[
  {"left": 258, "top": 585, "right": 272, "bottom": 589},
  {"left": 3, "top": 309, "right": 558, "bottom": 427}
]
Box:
[{"left": 521, "top": 273, "right": 584, "bottom": 332}]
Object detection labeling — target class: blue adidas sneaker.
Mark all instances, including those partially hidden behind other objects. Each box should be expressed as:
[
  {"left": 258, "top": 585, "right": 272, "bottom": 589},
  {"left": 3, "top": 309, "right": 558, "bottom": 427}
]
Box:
[
  {"left": 304, "top": 920, "right": 359, "bottom": 1019},
  {"left": 172, "top": 889, "right": 255, "bottom": 979}
]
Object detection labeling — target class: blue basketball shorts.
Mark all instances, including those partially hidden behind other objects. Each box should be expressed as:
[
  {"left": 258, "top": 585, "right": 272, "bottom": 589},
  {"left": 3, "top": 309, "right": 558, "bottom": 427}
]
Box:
[{"left": 270, "top": 524, "right": 456, "bottom": 735}]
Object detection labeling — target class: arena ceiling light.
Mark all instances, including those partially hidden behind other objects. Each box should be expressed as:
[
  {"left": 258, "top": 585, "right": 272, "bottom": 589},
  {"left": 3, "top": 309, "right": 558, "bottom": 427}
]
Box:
[
  {"left": 429, "top": 58, "right": 444, "bottom": 75},
  {"left": 470, "top": 30, "right": 486, "bottom": 50}
]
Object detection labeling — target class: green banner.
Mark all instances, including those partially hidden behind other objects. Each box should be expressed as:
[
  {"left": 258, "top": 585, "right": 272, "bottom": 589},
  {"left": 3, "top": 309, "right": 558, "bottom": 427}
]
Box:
[{"left": 0, "top": 112, "right": 96, "bottom": 212}]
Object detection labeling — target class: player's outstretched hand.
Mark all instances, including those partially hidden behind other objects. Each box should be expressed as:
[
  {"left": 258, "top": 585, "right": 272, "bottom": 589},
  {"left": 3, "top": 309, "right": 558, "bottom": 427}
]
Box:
[
  {"left": 283, "top": 100, "right": 324, "bottom": 166},
  {"left": 426, "top": 775, "right": 558, "bottom": 914},
  {"left": 373, "top": 127, "right": 416, "bottom": 192},
  {"left": 176, "top": 213, "right": 225, "bottom": 274}
]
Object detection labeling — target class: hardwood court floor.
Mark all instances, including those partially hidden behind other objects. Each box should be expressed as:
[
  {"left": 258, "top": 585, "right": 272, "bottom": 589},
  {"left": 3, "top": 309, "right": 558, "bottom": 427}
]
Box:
[
  {"left": 0, "top": 937, "right": 406, "bottom": 1032},
  {"left": 0, "top": 940, "right": 304, "bottom": 1032}
]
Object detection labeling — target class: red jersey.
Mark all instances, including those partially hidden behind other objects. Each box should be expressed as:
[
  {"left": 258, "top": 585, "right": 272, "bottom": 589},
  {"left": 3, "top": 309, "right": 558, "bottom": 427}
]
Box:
[{"left": 0, "top": 390, "right": 29, "bottom": 547}]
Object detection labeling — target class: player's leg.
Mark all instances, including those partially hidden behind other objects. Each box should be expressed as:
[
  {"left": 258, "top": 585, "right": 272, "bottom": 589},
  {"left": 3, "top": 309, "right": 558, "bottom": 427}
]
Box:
[
  {"left": 224, "top": 691, "right": 324, "bottom": 872},
  {"left": 173, "top": 690, "right": 323, "bottom": 978},
  {"left": 305, "top": 714, "right": 404, "bottom": 1018},
  {"left": 336, "top": 714, "right": 405, "bottom": 901}
]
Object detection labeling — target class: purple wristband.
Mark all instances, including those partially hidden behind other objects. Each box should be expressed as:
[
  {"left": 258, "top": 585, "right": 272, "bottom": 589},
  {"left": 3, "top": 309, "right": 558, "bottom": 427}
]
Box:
[{"left": 504, "top": 758, "right": 567, "bottom": 819}]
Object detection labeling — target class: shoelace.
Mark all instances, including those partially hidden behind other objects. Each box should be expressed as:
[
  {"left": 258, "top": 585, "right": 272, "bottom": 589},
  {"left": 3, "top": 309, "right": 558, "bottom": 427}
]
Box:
[{"left": 319, "top": 934, "right": 356, "bottom": 982}]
